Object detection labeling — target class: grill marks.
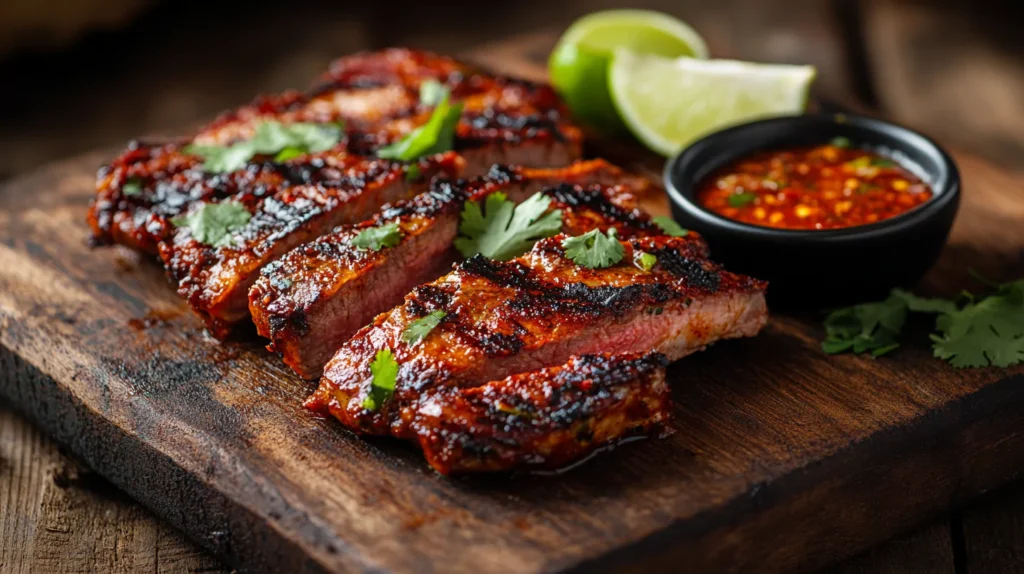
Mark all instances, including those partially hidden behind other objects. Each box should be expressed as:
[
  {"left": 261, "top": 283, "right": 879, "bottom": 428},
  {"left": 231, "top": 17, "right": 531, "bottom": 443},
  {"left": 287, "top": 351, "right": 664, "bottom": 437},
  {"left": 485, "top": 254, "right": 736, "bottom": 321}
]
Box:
[
  {"left": 249, "top": 159, "right": 656, "bottom": 379},
  {"left": 412, "top": 352, "right": 672, "bottom": 474},
  {"left": 307, "top": 234, "right": 768, "bottom": 445},
  {"left": 88, "top": 48, "right": 584, "bottom": 336}
]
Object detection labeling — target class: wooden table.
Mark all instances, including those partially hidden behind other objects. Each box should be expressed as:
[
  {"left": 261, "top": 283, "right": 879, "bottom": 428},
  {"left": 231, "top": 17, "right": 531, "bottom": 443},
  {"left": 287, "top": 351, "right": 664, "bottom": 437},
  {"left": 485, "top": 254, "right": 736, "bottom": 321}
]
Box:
[{"left": 2, "top": 0, "right": 1023, "bottom": 571}]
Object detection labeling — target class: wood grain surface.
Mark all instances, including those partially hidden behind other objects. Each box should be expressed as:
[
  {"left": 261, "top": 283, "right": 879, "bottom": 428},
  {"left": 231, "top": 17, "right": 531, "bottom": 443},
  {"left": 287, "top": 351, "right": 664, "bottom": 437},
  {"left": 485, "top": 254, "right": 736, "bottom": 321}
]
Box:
[
  {"left": 1, "top": 128, "right": 1023, "bottom": 574},
  {"left": 3, "top": 1, "right": 1024, "bottom": 572}
]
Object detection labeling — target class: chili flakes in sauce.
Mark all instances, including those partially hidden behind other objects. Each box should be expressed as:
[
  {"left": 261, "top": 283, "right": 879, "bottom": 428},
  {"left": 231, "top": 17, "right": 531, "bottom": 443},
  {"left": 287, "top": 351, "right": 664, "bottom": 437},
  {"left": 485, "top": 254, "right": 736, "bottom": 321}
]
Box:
[{"left": 696, "top": 142, "right": 933, "bottom": 230}]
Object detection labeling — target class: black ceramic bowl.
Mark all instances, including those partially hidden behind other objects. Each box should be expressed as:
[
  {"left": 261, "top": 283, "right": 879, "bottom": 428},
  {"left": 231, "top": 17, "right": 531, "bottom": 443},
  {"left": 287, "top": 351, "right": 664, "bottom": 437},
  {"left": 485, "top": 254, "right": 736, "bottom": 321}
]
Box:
[{"left": 664, "top": 114, "right": 960, "bottom": 307}]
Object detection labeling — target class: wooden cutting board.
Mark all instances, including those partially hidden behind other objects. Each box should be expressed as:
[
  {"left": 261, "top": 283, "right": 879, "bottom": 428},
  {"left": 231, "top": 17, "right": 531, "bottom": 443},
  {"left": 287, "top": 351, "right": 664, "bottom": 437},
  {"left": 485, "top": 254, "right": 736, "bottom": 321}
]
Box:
[{"left": 3, "top": 54, "right": 1024, "bottom": 574}]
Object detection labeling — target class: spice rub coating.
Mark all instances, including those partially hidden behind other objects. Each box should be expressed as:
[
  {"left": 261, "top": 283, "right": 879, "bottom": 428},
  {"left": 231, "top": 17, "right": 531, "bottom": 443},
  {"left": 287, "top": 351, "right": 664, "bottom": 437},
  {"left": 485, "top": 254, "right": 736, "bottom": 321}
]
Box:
[
  {"left": 307, "top": 234, "right": 767, "bottom": 437},
  {"left": 412, "top": 352, "right": 672, "bottom": 474},
  {"left": 88, "top": 48, "right": 582, "bottom": 253},
  {"left": 250, "top": 159, "right": 653, "bottom": 379}
]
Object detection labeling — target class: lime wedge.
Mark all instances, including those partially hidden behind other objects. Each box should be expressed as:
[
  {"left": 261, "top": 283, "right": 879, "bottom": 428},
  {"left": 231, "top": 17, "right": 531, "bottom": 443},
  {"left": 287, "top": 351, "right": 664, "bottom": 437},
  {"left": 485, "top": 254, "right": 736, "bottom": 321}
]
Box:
[
  {"left": 609, "top": 51, "right": 816, "bottom": 156},
  {"left": 549, "top": 10, "right": 709, "bottom": 133}
]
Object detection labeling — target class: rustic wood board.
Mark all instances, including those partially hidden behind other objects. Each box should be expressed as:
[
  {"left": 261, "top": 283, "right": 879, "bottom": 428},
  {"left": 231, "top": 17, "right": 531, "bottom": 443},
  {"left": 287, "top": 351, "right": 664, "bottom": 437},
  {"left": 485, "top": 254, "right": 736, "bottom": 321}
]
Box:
[{"left": 4, "top": 56, "right": 1024, "bottom": 574}]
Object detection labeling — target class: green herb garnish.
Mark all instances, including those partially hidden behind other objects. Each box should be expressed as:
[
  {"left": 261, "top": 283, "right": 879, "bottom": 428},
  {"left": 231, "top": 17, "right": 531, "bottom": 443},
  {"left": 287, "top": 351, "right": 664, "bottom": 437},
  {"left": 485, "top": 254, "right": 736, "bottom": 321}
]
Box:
[
  {"left": 122, "top": 178, "right": 143, "bottom": 196},
  {"left": 170, "top": 201, "right": 251, "bottom": 247},
  {"left": 830, "top": 136, "right": 852, "bottom": 148},
  {"left": 405, "top": 164, "right": 422, "bottom": 181},
  {"left": 561, "top": 228, "right": 625, "bottom": 269},
  {"left": 871, "top": 158, "right": 897, "bottom": 168},
  {"left": 454, "top": 192, "right": 563, "bottom": 260},
  {"left": 652, "top": 215, "right": 688, "bottom": 237},
  {"left": 822, "top": 279, "right": 1024, "bottom": 367},
  {"left": 362, "top": 349, "right": 399, "bottom": 411},
  {"left": 419, "top": 79, "right": 448, "bottom": 106},
  {"left": 402, "top": 310, "right": 447, "bottom": 346},
  {"left": 635, "top": 250, "right": 658, "bottom": 272},
  {"left": 728, "top": 192, "right": 757, "bottom": 208},
  {"left": 377, "top": 91, "right": 463, "bottom": 162},
  {"left": 185, "top": 120, "right": 342, "bottom": 173},
  {"left": 351, "top": 222, "right": 402, "bottom": 251}
]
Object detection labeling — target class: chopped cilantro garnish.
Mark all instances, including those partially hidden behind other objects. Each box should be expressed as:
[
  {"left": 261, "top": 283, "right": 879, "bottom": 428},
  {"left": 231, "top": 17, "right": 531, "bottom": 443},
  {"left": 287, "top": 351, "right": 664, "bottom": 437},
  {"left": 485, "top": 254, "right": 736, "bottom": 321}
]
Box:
[
  {"left": 728, "top": 192, "right": 757, "bottom": 207},
  {"left": 184, "top": 120, "right": 342, "bottom": 173},
  {"left": 122, "top": 178, "right": 143, "bottom": 196},
  {"left": 871, "top": 158, "right": 897, "bottom": 168},
  {"left": 351, "top": 222, "right": 402, "bottom": 251},
  {"left": 362, "top": 349, "right": 399, "bottom": 411},
  {"left": 405, "top": 164, "right": 422, "bottom": 181},
  {"left": 561, "top": 228, "right": 624, "bottom": 269},
  {"left": 419, "top": 79, "right": 448, "bottom": 106},
  {"left": 830, "top": 136, "right": 852, "bottom": 148},
  {"left": 652, "top": 215, "right": 688, "bottom": 237},
  {"left": 635, "top": 250, "right": 658, "bottom": 272},
  {"left": 377, "top": 91, "right": 463, "bottom": 162},
  {"left": 170, "top": 201, "right": 251, "bottom": 248},
  {"left": 402, "top": 310, "right": 447, "bottom": 346},
  {"left": 822, "top": 279, "right": 1024, "bottom": 367},
  {"left": 454, "top": 192, "right": 563, "bottom": 260}
]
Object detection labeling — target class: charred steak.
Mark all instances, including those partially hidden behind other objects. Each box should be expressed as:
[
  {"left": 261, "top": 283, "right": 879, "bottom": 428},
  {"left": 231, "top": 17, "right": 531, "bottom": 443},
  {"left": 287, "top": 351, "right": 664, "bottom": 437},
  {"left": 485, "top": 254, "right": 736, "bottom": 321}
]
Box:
[
  {"left": 412, "top": 352, "right": 672, "bottom": 474},
  {"left": 250, "top": 159, "right": 653, "bottom": 379},
  {"left": 306, "top": 234, "right": 768, "bottom": 437}
]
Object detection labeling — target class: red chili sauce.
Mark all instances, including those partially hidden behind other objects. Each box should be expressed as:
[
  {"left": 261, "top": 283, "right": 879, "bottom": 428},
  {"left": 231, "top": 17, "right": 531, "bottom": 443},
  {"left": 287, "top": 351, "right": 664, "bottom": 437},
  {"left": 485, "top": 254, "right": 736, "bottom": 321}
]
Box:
[{"left": 696, "top": 140, "right": 934, "bottom": 230}]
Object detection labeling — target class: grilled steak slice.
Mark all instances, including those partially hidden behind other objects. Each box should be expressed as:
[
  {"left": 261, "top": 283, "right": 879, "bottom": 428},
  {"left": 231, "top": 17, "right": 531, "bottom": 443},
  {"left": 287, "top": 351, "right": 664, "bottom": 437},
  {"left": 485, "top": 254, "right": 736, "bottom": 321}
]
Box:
[
  {"left": 250, "top": 159, "right": 653, "bottom": 379},
  {"left": 89, "top": 48, "right": 581, "bottom": 253},
  {"left": 307, "top": 234, "right": 768, "bottom": 436},
  {"left": 412, "top": 352, "right": 671, "bottom": 474},
  {"left": 159, "top": 152, "right": 462, "bottom": 339}
]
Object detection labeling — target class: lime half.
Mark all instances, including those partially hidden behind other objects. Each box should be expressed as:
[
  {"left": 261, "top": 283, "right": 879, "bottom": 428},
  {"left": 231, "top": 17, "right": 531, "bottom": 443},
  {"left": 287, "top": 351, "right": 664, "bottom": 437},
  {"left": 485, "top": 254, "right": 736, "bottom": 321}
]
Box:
[
  {"left": 609, "top": 51, "right": 816, "bottom": 156},
  {"left": 549, "top": 10, "right": 709, "bottom": 133}
]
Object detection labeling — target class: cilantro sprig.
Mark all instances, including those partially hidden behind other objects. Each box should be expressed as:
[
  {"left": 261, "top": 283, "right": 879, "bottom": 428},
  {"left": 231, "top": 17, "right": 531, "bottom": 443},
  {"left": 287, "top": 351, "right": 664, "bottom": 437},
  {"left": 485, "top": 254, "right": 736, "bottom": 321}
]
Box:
[
  {"left": 171, "top": 201, "right": 251, "bottom": 248},
  {"left": 377, "top": 82, "right": 463, "bottom": 162},
  {"left": 402, "top": 310, "right": 447, "bottom": 346},
  {"left": 454, "top": 192, "right": 563, "bottom": 260},
  {"left": 185, "top": 120, "right": 342, "bottom": 173},
  {"left": 561, "top": 228, "right": 625, "bottom": 269},
  {"left": 822, "top": 278, "right": 1024, "bottom": 368},
  {"left": 362, "top": 349, "right": 399, "bottom": 411},
  {"left": 652, "top": 215, "right": 688, "bottom": 237},
  {"left": 351, "top": 223, "right": 402, "bottom": 251}
]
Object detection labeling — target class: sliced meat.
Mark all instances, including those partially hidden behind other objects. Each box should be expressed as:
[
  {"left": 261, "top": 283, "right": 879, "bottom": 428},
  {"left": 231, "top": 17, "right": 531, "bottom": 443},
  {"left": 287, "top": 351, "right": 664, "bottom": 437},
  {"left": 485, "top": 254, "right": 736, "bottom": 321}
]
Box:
[
  {"left": 89, "top": 48, "right": 581, "bottom": 252},
  {"left": 159, "top": 152, "right": 462, "bottom": 339},
  {"left": 250, "top": 159, "right": 653, "bottom": 379},
  {"left": 412, "top": 352, "right": 672, "bottom": 475},
  {"left": 306, "top": 234, "right": 768, "bottom": 436}
]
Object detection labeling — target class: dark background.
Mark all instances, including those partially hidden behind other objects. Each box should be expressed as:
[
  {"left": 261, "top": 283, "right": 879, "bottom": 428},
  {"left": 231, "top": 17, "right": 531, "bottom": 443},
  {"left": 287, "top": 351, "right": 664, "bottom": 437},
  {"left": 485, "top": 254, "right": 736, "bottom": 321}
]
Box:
[{"left": 1, "top": 0, "right": 1022, "bottom": 572}]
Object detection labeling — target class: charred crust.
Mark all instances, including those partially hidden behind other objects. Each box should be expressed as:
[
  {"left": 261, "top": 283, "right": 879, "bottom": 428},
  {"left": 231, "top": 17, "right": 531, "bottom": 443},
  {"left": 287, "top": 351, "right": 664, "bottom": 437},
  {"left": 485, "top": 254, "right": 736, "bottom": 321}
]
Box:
[
  {"left": 545, "top": 184, "right": 656, "bottom": 232},
  {"left": 649, "top": 246, "right": 722, "bottom": 292}
]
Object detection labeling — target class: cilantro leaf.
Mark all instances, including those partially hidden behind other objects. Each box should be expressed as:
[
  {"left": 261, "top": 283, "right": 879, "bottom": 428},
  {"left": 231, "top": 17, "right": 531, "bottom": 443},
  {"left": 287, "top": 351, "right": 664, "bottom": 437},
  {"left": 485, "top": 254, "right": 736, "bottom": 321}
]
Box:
[
  {"left": 930, "top": 279, "right": 1024, "bottom": 368},
  {"left": 823, "top": 279, "right": 1024, "bottom": 368},
  {"left": 728, "top": 192, "right": 757, "bottom": 207},
  {"left": 170, "top": 201, "right": 251, "bottom": 248},
  {"left": 652, "top": 215, "right": 688, "bottom": 237},
  {"left": 830, "top": 136, "right": 852, "bottom": 148},
  {"left": 402, "top": 310, "right": 447, "bottom": 346},
  {"left": 454, "top": 192, "right": 563, "bottom": 260},
  {"left": 362, "top": 349, "right": 399, "bottom": 411},
  {"left": 377, "top": 93, "right": 463, "bottom": 162},
  {"left": 185, "top": 121, "right": 342, "bottom": 173},
  {"left": 821, "top": 293, "right": 908, "bottom": 357},
  {"left": 122, "top": 178, "right": 143, "bottom": 196},
  {"left": 351, "top": 223, "right": 402, "bottom": 251},
  {"left": 635, "top": 250, "right": 657, "bottom": 272},
  {"left": 562, "top": 228, "right": 625, "bottom": 269},
  {"left": 419, "top": 79, "right": 448, "bottom": 106}
]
